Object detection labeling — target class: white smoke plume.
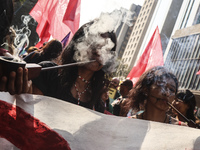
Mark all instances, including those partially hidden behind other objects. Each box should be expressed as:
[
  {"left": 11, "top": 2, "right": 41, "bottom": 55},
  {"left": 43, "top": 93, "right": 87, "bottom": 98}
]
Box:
[{"left": 73, "top": 8, "right": 133, "bottom": 73}]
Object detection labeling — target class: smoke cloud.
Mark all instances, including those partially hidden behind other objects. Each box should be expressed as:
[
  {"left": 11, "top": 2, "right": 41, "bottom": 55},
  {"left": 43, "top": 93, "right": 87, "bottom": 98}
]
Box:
[{"left": 73, "top": 8, "right": 133, "bottom": 73}]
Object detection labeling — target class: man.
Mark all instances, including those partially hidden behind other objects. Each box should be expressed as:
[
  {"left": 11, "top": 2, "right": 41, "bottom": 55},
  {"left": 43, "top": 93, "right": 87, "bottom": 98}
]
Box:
[
  {"left": 112, "top": 79, "right": 133, "bottom": 116},
  {"left": 108, "top": 77, "right": 120, "bottom": 103}
]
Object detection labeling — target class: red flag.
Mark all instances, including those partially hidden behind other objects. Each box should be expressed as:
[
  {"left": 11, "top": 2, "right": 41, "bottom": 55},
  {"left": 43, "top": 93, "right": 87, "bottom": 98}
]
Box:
[
  {"left": 196, "top": 70, "right": 200, "bottom": 75},
  {"left": 29, "top": 0, "right": 81, "bottom": 48},
  {"left": 63, "top": 0, "right": 81, "bottom": 35},
  {"left": 127, "top": 26, "right": 164, "bottom": 84}
]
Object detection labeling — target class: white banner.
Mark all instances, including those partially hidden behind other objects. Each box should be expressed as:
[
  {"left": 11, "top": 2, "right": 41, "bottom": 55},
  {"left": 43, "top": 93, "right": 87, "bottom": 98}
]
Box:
[{"left": 0, "top": 92, "right": 200, "bottom": 150}]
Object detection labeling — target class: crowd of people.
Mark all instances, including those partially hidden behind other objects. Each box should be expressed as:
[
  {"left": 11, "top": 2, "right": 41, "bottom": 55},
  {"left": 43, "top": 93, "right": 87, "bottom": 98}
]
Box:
[{"left": 1, "top": 0, "right": 200, "bottom": 130}]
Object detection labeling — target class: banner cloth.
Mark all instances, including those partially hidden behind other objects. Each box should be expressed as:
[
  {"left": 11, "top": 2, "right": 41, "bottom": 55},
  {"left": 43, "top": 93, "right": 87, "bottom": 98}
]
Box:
[{"left": 0, "top": 92, "right": 200, "bottom": 150}]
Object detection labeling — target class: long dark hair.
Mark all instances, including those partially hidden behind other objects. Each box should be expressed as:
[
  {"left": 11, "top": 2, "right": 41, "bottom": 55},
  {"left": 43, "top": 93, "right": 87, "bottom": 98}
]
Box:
[
  {"left": 128, "top": 66, "right": 179, "bottom": 110},
  {"left": 59, "top": 21, "right": 117, "bottom": 111},
  {"left": 176, "top": 90, "right": 196, "bottom": 121}
]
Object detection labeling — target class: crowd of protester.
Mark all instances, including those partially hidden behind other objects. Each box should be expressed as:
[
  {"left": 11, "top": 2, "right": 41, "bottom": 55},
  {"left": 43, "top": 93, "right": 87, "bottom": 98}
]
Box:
[{"left": 1, "top": 0, "right": 200, "bottom": 130}]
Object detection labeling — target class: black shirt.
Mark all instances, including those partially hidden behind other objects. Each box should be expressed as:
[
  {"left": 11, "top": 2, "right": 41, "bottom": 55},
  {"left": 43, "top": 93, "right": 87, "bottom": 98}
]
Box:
[{"left": 32, "top": 61, "right": 92, "bottom": 109}]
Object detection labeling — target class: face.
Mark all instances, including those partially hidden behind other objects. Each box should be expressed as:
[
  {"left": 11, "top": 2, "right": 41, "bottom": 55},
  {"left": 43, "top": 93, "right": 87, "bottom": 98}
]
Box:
[
  {"left": 84, "top": 61, "right": 103, "bottom": 72},
  {"left": 83, "top": 50, "right": 103, "bottom": 72},
  {"left": 119, "top": 84, "right": 128, "bottom": 97},
  {"left": 101, "top": 91, "right": 109, "bottom": 102},
  {"left": 172, "top": 99, "right": 189, "bottom": 115},
  {"left": 110, "top": 79, "right": 119, "bottom": 88},
  {"left": 148, "top": 78, "right": 176, "bottom": 111}
]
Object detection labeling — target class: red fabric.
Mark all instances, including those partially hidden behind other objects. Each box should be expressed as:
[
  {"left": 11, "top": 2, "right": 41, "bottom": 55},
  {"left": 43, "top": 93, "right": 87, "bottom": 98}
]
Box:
[
  {"left": 104, "top": 110, "right": 113, "bottom": 115},
  {"left": 29, "top": 0, "right": 81, "bottom": 48},
  {"left": 63, "top": 0, "right": 81, "bottom": 35},
  {"left": 127, "top": 26, "right": 164, "bottom": 84},
  {"left": 0, "top": 100, "right": 71, "bottom": 150}
]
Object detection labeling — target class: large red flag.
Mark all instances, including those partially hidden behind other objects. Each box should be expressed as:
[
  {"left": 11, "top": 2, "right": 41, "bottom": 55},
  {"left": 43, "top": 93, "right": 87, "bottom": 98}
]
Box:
[
  {"left": 127, "top": 26, "right": 164, "bottom": 84},
  {"left": 62, "top": 0, "right": 81, "bottom": 35},
  {"left": 29, "top": 0, "right": 81, "bottom": 48}
]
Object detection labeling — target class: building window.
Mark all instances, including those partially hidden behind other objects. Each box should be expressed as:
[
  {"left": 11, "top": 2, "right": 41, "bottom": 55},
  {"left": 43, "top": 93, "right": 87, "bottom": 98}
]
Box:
[
  {"left": 193, "top": 5, "right": 200, "bottom": 25},
  {"left": 134, "top": 43, "right": 137, "bottom": 47}
]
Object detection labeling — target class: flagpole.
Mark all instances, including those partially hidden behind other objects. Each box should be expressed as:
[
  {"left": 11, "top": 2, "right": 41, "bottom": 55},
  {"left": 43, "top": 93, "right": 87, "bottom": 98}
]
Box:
[{"left": 41, "top": 60, "right": 96, "bottom": 71}]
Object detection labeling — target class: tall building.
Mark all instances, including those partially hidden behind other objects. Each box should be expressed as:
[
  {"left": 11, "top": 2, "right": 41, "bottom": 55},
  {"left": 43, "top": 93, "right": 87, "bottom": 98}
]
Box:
[
  {"left": 120, "top": 0, "right": 182, "bottom": 73},
  {"left": 120, "top": 0, "right": 159, "bottom": 71},
  {"left": 160, "top": 0, "right": 184, "bottom": 54},
  {"left": 116, "top": 4, "right": 141, "bottom": 59},
  {"left": 164, "top": 0, "right": 200, "bottom": 104}
]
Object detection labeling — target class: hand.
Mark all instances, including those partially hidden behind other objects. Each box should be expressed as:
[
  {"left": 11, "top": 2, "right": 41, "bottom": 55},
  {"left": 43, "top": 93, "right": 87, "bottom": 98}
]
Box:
[{"left": 0, "top": 67, "right": 32, "bottom": 95}]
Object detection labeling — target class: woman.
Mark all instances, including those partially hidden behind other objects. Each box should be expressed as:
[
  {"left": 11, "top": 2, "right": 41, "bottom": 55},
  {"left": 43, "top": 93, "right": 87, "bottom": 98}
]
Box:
[
  {"left": 172, "top": 90, "right": 196, "bottom": 124},
  {"left": 32, "top": 20, "right": 117, "bottom": 113},
  {"left": 99, "top": 86, "right": 113, "bottom": 114},
  {"left": 125, "top": 66, "right": 187, "bottom": 125}
]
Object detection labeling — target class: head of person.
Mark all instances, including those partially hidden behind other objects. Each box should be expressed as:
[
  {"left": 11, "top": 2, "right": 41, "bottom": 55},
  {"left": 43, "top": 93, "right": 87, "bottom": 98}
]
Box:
[
  {"left": 41, "top": 39, "right": 63, "bottom": 60},
  {"left": 0, "top": 0, "right": 13, "bottom": 46},
  {"left": 130, "top": 66, "right": 178, "bottom": 111},
  {"left": 119, "top": 79, "right": 133, "bottom": 98},
  {"left": 100, "top": 86, "right": 109, "bottom": 102},
  {"left": 61, "top": 20, "right": 117, "bottom": 72},
  {"left": 110, "top": 77, "right": 120, "bottom": 89},
  {"left": 59, "top": 20, "right": 117, "bottom": 108},
  {"left": 174, "top": 89, "right": 196, "bottom": 121}
]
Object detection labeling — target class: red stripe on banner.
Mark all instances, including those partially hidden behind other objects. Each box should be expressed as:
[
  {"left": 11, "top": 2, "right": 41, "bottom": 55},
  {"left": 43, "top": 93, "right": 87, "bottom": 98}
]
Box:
[{"left": 0, "top": 100, "right": 71, "bottom": 150}]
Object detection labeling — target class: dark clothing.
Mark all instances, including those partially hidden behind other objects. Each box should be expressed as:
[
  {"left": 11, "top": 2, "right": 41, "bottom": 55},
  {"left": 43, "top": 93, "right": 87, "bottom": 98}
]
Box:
[
  {"left": 32, "top": 61, "right": 92, "bottom": 109},
  {"left": 23, "top": 51, "right": 41, "bottom": 63},
  {"left": 112, "top": 96, "right": 127, "bottom": 116}
]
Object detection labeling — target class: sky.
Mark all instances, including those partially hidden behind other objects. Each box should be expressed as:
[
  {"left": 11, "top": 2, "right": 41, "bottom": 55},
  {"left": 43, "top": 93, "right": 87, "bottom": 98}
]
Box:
[{"left": 80, "top": 0, "right": 144, "bottom": 26}]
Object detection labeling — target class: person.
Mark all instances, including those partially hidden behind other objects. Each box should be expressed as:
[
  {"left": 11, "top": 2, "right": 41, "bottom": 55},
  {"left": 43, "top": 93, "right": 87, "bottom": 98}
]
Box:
[
  {"left": 31, "top": 20, "right": 118, "bottom": 113},
  {"left": 23, "top": 39, "right": 62, "bottom": 64},
  {"left": 172, "top": 89, "right": 197, "bottom": 127},
  {"left": 125, "top": 66, "right": 187, "bottom": 126},
  {"left": 112, "top": 79, "right": 133, "bottom": 116},
  {"left": 0, "top": 0, "right": 31, "bottom": 95},
  {"left": 99, "top": 86, "right": 113, "bottom": 114},
  {"left": 108, "top": 77, "right": 120, "bottom": 103}
]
